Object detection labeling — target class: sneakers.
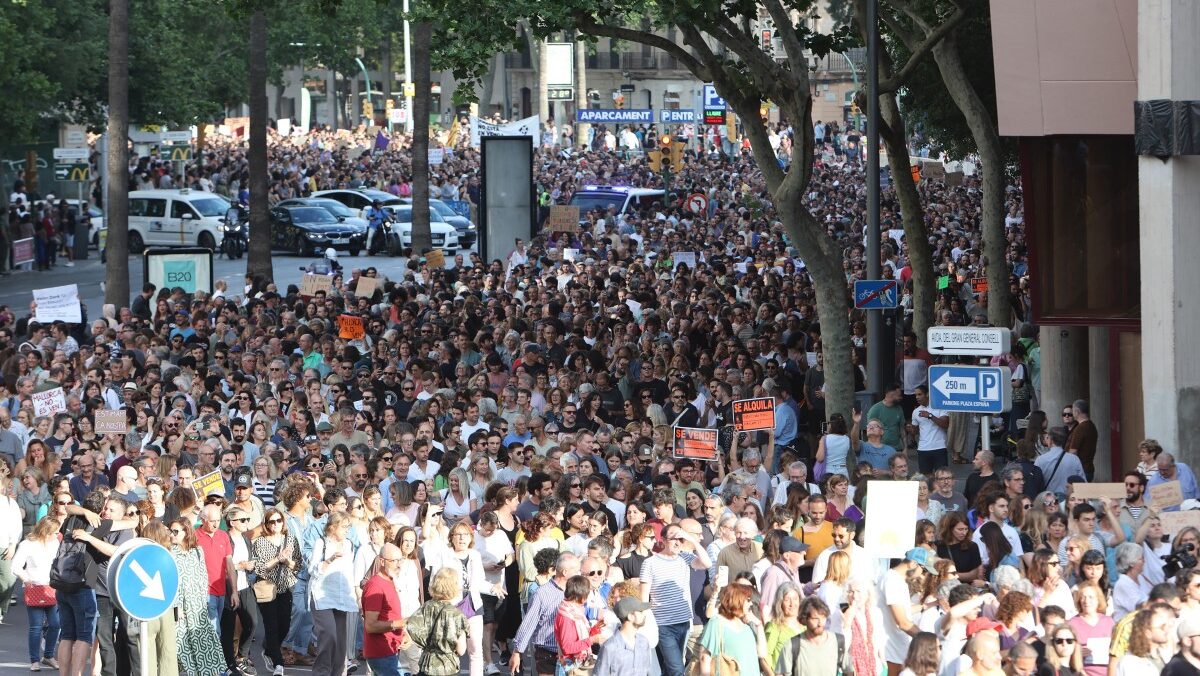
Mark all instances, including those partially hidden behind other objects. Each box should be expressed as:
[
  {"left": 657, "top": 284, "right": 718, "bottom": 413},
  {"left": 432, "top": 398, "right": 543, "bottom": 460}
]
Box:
[
  {"left": 485, "top": 664, "right": 502, "bottom": 675},
  {"left": 273, "top": 668, "right": 284, "bottom": 676},
  {"left": 347, "top": 660, "right": 359, "bottom": 674},
  {"left": 236, "top": 658, "right": 257, "bottom": 675},
  {"left": 40, "top": 658, "right": 58, "bottom": 670},
  {"left": 30, "top": 663, "right": 41, "bottom": 672},
  {"left": 64, "top": 261, "right": 73, "bottom": 267}
]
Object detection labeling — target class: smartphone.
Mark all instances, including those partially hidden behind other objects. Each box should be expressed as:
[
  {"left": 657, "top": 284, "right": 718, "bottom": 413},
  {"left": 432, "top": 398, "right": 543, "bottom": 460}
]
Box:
[{"left": 717, "top": 566, "right": 729, "bottom": 587}]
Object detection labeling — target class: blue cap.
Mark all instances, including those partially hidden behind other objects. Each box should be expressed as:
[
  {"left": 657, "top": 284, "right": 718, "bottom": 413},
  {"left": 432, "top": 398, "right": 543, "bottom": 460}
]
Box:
[{"left": 905, "top": 547, "right": 939, "bottom": 574}]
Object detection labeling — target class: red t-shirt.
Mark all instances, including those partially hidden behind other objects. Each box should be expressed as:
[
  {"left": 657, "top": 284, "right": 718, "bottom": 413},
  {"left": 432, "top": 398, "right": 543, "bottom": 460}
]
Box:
[
  {"left": 362, "top": 573, "right": 404, "bottom": 659},
  {"left": 195, "top": 528, "right": 233, "bottom": 596}
]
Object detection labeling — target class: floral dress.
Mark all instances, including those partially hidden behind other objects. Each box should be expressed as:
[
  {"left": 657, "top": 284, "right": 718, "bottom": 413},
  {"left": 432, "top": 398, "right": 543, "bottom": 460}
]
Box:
[{"left": 172, "top": 545, "right": 223, "bottom": 676}]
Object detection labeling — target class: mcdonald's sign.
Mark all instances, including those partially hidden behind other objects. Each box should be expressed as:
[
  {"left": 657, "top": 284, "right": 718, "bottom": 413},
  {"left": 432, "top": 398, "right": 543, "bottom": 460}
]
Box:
[
  {"left": 163, "top": 145, "right": 192, "bottom": 162},
  {"left": 54, "top": 163, "right": 91, "bottom": 182}
]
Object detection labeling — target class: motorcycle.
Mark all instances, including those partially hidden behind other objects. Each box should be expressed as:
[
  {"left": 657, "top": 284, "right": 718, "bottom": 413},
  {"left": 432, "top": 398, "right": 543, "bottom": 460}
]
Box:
[
  {"left": 221, "top": 205, "right": 247, "bottom": 259},
  {"left": 368, "top": 215, "right": 403, "bottom": 257},
  {"left": 299, "top": 248, "right": 343, "bottom": 276}
]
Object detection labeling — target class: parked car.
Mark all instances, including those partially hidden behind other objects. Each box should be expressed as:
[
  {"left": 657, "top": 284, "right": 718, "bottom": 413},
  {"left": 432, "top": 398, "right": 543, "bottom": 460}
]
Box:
[
  {"left": 268, "top": 205, "right": 366, "bottom": 256},
  {"left": 310, "top": 188, "right": 405, "bottom": 216},
  {"left": 126, "top": 189, "right": 231, "bottom": 252}
]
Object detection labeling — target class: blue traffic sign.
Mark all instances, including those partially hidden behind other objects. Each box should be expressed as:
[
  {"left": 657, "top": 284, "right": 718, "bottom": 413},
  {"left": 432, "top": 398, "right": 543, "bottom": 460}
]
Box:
[
  {"left": 853, "top": 279, "right": 899, "bottom": 309},
  {"left": 703, "top": 84, "right": 727, "bottom": 110},
  {"left": 109, "top": 539, "right": 180, "bottom": 621},
  {"left": 928, "top": 365, "right": 1012, "bottom": 414}
]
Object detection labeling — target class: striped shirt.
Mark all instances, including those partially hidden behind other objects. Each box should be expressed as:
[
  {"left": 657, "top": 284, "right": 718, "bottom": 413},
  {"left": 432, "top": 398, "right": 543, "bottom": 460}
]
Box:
[
  {"left": 253, "top": 478, "right": 276, "bottom": 508},
  {"left": 640, "top": 551, "right": 697, "bottom": 626},
  {"left": 514, "top": 577, "right": 565, "bottom": 653}
]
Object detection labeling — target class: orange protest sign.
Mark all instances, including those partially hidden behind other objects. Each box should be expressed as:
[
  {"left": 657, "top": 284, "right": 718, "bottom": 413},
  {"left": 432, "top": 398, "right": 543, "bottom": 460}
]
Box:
[
  {"left": 672, "top": 426, "right": 719, "bottom": 462},
  {"left": 971, "top": 277, "right": 988, "bottom": 294},
  {"left": 910, "top": 164, "right": 921, "bottom": 184},
  {"left": 338, "top": 314, "right": 365, "bottom": 340},
  {"left": 732, "top": 398, "right": 776, "bottom": 432}
]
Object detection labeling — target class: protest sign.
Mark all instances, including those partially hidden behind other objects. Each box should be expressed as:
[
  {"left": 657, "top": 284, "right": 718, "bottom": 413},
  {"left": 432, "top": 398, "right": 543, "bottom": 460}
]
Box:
[
  {"left": 673, "top": 252, "right": 697, "bottom": 270},
  {"left": 1070, "top": 483, "right": 1126, "bottom": 501},
  {"left": 94, "top": 409, "right": 129, "bottom": 435},
  {"left": 1159, "top": 510, "right": 1200, "bottom": 535},
  {"left": 863, "top": 480, "right": 918, "bottom": 559},
  {"left": 1150, "top": 480, "right": 1184, "bottom": 510},
  {"left": 547, "top": 206, "right": 581, "bottom": 233},
  {"left": 426, "top": 249, "right": 445, "bottom": 269},
  {"left": 355, "top": 276, "right": 378, "bottom": 297},
  {"left": 338, "top": 314, "right": 365, "bottom": 340},
  {"left": 33, "top": 284, "right": 82, "bottom": 323},
  {"left": 192, "top": 470, "right": 225, "bottom": 498},
  {"left": 732, "top": 398, "right": 777, "bottom": 432},
  {"left": 672, "top": 427, "right": 719, "bottom": 462},
  {"left": 32, "top": 388, "right": 66, "bottom": 417},
  {"left": 300, "top": 274, "right": 332, "bottom": 297}
]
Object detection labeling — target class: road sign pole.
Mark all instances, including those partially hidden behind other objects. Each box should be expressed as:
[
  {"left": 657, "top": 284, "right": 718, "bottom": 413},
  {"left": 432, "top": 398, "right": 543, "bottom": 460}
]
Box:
[
  {"left": 981, "top": 415, "right": 991, "bottom": 456},
  {"left": 139, "top": 618, "right": 150, "bottom": 676},
  {"left": 864, "top": 0, "right": 891, "bottom": 404},
  {"left": 75, "top": 181, "right": 88, "bottom": 260}
]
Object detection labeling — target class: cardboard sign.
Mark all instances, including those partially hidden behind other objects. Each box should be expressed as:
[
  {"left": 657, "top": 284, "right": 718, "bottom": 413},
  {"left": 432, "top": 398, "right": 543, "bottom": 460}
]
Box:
[
  {"left": 1070, "top": 483, "right": 1126, "bottom": 500},
  {"left": 426, "top": 249, "right": 445, "bottom": 269},
  {"left": 922, "top": 162, "right": 945, "bottom": 179},
  {"left": 909, "top": 165, "right": 922, "bottom": 185},
  {"left": 863, "top": 480, "right": 918, "bottom": 559},
  {"left": 971, "top": 277, "right": 988, "bottom": 294},
  {"left": 192, "top": 470, "right": 225, "bottom": 498},
  {"left": 354, "top": 275, "right": 379, "bottom": 297},
  {"left": 946, "top": 171, "right": 965, "bottom": 187},
  {"left": 338, "top": 314, "right": 365, "bottom": 340},
  {"left": 673, "top": 251, "right": 697, "bottom": 270},
  {"left": 300, "top": 274, "right": 332, "bottom": 297},
  {"left": 32, "top": 387, "right": 66, "bottom": 417},
  {"left": 33, "top": 284, "right": 82, "bottom": 323},
  {"left": 1150, "top": 480, "right": 1184, "bottom": 509},
  {"left": 546, "top": 206, "right": 581, "bottom": 233},
  {"left": 672, "top": 426, "right": 719, "bottom": 462},
  {"left": 93, "top": 409, "right": 128, "bottom": 435},
  {"left": 1158, "top": 510, "right": 1200, "bottom": 535},
  {"left": 12, "top": 238, "right": 34, "bottom": 266},
  {"left": 732, "top": 398, "right": 776, "bottom": 432}
]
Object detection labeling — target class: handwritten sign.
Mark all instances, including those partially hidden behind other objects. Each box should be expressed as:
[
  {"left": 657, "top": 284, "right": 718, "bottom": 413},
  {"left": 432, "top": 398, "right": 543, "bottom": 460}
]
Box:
[
  {"left": 672, "top": 426, "right": 719, "bottom": 462},
  {"left": 1158, "top": 510, "right": 1200, "bottom": 535},
  {"left": 12, "top": 239, "right": 34, "bottom": 266},
  {"left": 1070, "top": 483, "right": 1126, "bottom": 501},
  {"left": 863, "top": 480, "right": 918, "bottom": 559},
  {"left": 546, "top": 205, "right": 581, "bottom": 233},
  {"left": 33, "top": 284, "right": 82, "bottom": 323},
  {"left": 426, "top": 249, "right": 445, "bottom": 269},
  {"left": 300, "top": 274, "right": 332, "bottom": 297},
  {"left": 672, "top": 251, "right": 697, "bottom": 270},
  {"left": 94, "top": 409, "right": 128, "bottom": 435},
  {"left": 1150, "top": 480, "right": 1184, "bottom": 510},
  {"left": 32, "top": 388, "right": 66, "bottom": 417},
  {"left": 732, "top": 398, "right": 776, "bottom": 432},
  {"left": 338, "top": 314, "right": 365, "bottom": 340},
  {"left": 192, "top": 470, "right": 225, "bottom": 498},
  {"left": 354, "top": 275, "right": 378, "bottom": 297}
]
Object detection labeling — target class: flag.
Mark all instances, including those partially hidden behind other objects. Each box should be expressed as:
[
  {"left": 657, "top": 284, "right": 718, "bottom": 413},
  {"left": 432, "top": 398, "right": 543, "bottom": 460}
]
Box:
[
  {"left": 446, "top": 117, "right": 461, "bottom": 148},
  {"left": 374, "top": 130, "right": 390, "bottom": 151}
]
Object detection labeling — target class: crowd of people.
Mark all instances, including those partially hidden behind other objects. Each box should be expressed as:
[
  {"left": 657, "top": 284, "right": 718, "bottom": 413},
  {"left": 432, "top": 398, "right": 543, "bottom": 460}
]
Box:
[{"left": 0, "top": 115, "right": 1194, "bottom": 676}]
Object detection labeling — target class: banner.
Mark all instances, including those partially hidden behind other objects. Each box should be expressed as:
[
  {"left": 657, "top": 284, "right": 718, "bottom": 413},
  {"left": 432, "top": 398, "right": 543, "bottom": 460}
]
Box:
[
  {"left": 672, "top": 426, "right": 719, "bottom": 462},
  {"left": 732, "top": 398, "right": 776, "bottom": 432},
  {"left": 94, "top": 409, "right": 129, "bottom": 435},
  {"left": 32, "top": 387, "right": 66, "bottom": 417},
  {"left": 546, "top": 206, "right": 581, "bottom": 233},
  {"left": 12, "top": 238, "right": 34, "bottom": 266},
  {"left": 33, "top": 284, "right": 82, "bottom": 323},
  {"left": 660, "top": 109, "right": 696, "bottom": 124},
  {"left": 470, "top": 115, "right": 539, "bottom": 148}
]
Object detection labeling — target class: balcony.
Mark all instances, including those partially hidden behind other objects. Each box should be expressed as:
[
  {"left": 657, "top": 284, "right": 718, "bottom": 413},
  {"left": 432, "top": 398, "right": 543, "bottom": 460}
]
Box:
[{"left": 504, "top": 50, "right": 686, "bottom": 71}]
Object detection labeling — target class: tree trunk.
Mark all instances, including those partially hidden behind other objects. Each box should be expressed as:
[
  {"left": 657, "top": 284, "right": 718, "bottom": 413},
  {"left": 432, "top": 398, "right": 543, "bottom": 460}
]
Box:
[
  {"left": 536, "top": 38, "right": 549, "bottom": 123},
  {"left": 104, "top": 0, "right": 130, "bottom": 307},
  {"left": 880, "top": 93, "right": 935, "bottom": 345},
  {"left": 574, "top": 35, "right": 588, "bottom": 148},
  {"left": 932, "top": 34, "right": 1009, "bottom": 327},
  {"left": 246, "top": 9, "right": 272, "bottom": 282},
  {"left": 410, "top": 19, "right": 433, "bottom": 253}
]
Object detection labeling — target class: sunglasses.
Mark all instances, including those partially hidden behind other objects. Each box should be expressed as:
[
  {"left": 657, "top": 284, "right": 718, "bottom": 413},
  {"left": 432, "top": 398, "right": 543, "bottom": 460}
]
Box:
[
  {"left": 380, "top": 455, "right": 393, "bottom": 461},
  {"left": 1053, "top": 638, "right": 1076, "bottom": 645},
  {"left": 585, "top": 570, "right": 604, "bottom": 577},
  {"left": 230, "top": 517, "right": 250, "bottom": 523},
  {"left": 266, "top": 519, "right": 283, "bottom": 525},
  {"left": 170, "top": 528, "right": 185, "bottom": 535},
  {"left": 308, "top": 463, "right": 322, "bottom": 469}
]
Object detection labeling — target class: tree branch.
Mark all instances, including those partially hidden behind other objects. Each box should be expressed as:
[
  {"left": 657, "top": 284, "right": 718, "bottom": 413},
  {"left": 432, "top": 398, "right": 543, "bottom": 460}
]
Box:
[
  {"left": 572, "top": 14, "right": 709, "bottom": 79},
  {"left": 762, "top": 0, "right": 807, "bottom": 70},
  {"left": 878, "top": 1, "right": 971, "bottom": 94}
]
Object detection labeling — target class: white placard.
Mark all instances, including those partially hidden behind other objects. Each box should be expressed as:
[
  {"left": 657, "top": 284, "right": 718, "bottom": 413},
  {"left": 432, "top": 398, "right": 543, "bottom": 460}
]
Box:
[
  {"left": 428, "top": 148, "right": 444, "bottom": 165},
  {"left": 32, "top": 387, "right": 66, "bottom": 417},
  {"left": 672, "top": 251, "right": 697, "bottom": 270},
  {"left": 33, "top": 284, "right": 82, "bottom": 323},
  {"left": 862, "top": 480, "right": 918, "bottom": 559}
]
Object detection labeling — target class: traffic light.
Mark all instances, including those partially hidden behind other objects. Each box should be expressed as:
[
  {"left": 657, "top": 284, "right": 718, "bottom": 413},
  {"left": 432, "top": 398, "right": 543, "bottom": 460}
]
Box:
[
  {"left": 363, "top": 99, "right": 374, "bottom": 122},
  {"left": 647, "top": 149, "right": 662, "bottom": 172},
  {"left": 669, "top": 139, "right": 685, "bottom": 168},
  {"left": 659, "top": 135, "right": 673, "bottom": 170}
]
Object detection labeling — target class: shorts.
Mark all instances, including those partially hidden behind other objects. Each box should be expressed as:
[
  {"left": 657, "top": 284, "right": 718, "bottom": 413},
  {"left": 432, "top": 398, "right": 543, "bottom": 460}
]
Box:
[
  {"left": 535, "top": 647, "right": 557, "bottom": 675},
  {"left": 58, "top": 587, "right": 98, "bottom": 643},
  {"left": 64, "top": 234, "right": 75, "bottom": 248},
  {"left": 479, "top": 594, "right": 500, "bottom": 624}
]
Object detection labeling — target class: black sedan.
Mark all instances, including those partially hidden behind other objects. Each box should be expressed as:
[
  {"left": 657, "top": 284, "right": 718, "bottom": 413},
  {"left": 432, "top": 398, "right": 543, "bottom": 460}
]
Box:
[{"left": 269, "top": 206, "right": 366, "bottom": 256}]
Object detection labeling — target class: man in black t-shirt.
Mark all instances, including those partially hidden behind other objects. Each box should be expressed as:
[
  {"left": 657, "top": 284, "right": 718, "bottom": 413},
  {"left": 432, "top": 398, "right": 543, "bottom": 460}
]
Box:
[{"left": 70, "top": 493, "right": 137, "bottom": 676}]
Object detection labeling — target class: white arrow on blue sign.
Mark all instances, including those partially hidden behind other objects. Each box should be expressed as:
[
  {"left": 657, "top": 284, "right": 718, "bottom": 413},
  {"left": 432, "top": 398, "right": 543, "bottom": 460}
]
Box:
[
  {"left": 928, "top": 365, "right": 1012, "bottom": 414},
  {"left": 108, "top": 538, "right": 180, "bottom": 621}
]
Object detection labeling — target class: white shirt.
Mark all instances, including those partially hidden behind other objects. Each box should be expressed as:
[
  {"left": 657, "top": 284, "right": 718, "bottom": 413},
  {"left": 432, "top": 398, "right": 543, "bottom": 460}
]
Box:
[
  {"left": 879, "top": 568, "right": 915, "bottom": 663},
  {"left": 406, "top": 460, "right": 441, "bottom": 482},
  {"left": 812, "top": 542, "right": 878, "bottom": 586},
  {"left": 460, "top": 420, "right": 490, "bottom": 444},
  {"left": 971, "top": 520, "right": 1025, "bottom": 565},
  {"left": 911, "top": 406, "right": 949, "bottom": 451}
]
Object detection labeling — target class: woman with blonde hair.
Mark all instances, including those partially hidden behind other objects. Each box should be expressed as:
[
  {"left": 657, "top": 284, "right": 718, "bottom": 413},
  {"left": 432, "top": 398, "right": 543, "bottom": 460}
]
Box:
[
  {"left": 405, "top": 568, "right": 468, "bottom": 676},
  {"left": 441, "top": 467, "right": 476, "bottom": 523},
  {"left": 423, "top": 520, "right": 500, "bottom": 676},
  {"left": 14, "top": 515, "right": 61, "bottom": 671},
  {"left": 817, "top": 550, "right": 851, "bottom": 632},
  {"left": 842, "top": 578, "right": 884, "bottom": 676},
  {"left": 1042, "top": 623, "right": 1084, "bottom": 676},
  {"left": 309, "top": 512, "right": 356, "bottom": 676},
  {"left": 763, "top": 581, "right": 803, "bottom": 666},
  {"left": 252, "top": 507, "right": 300, "bottom": 675}
]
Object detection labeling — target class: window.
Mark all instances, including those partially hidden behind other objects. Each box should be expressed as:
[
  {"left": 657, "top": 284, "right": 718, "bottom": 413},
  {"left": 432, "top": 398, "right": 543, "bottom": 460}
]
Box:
[
  {"left": 132, "top": 199, "right": 166, "bottom": 218},
  {"left": 171, "top": 201, "right": 197, "bottom": 219}
]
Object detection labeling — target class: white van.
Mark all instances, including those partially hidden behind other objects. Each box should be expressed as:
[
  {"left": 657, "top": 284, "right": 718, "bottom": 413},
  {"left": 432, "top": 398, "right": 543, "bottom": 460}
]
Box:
[
  {"left": 567, "top": 186, "right": 667, "bottom": 220},
  {"left": 127, "top": 189, "right": 231, "bottom": 252}
]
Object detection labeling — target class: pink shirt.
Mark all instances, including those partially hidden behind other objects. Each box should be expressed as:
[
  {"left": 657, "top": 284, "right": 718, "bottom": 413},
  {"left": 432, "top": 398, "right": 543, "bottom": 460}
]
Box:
[{"left": 1068, "top": 613, "right": 1115, "bottom": 676}]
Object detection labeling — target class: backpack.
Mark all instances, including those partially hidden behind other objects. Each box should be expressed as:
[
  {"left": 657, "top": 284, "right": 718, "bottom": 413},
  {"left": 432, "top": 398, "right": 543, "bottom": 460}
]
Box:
[{"left": 50, "top": 516, "right": 90, "bottom": 593}]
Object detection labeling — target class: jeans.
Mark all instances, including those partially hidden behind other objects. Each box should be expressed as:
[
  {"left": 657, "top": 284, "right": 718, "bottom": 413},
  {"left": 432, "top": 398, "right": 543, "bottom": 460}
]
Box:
[
  {"left": 284, "top": 577, "right": 313, "bottom": 654},
  {"left": 221, "top": 588, "right": 261, "bottom": 669},
  {"left": 27, "top": 604, "right": 60, "bottom": 662},
  {"left": 260, "top": 592, "right": 293, "bottom": 666},
  {"left": 366, "top": 655, "right": 401, "bottom": 676},
  {"left": 96, "top": 594, "right": 138, "bottom": 676},
  {"left": 57, "top": 587, "right": 97, "bottom": 643},
  {"left": 917, "top": 449, "right": 948, "bottom": 475},
  {"left": 656, "top": 621, "right": 690, "bottom": 676},
  {"left": 207, "top": 594, "right": 225, "bottom": 638}
]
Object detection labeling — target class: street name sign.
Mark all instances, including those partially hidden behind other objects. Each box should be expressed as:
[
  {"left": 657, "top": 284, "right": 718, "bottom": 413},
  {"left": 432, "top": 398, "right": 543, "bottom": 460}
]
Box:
[
  {"left": 928, "top": 365, "right": 1011, "bottom": 414},
  {"left": 926, "top": 327, "right": 1011, "bottom": 356}
]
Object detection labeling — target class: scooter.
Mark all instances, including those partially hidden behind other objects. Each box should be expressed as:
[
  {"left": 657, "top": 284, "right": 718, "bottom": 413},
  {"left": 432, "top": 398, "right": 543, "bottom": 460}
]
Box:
[{"left": 221, "top": 205, "right": 247, "bottom": 259}]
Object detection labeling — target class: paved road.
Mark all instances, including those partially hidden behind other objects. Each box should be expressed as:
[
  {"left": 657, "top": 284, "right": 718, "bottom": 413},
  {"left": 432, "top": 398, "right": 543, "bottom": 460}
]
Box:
[{"left": 0, "top": 247, "right": 458, "bottom": 320}]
